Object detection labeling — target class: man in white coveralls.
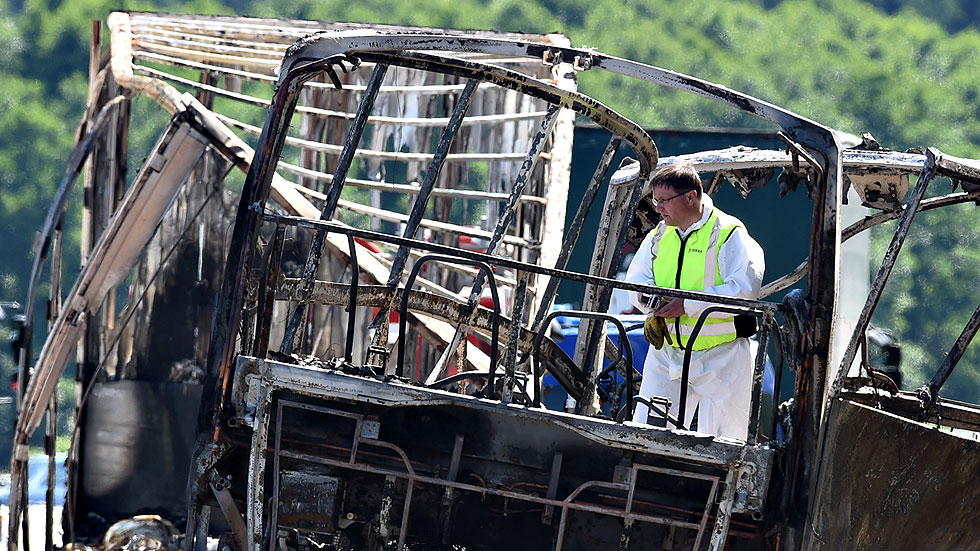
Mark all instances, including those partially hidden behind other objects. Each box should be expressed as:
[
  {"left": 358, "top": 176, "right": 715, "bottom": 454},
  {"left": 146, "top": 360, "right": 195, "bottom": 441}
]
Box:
[{"left": 626, "top": 164, "right": 765, "bottom": 440}]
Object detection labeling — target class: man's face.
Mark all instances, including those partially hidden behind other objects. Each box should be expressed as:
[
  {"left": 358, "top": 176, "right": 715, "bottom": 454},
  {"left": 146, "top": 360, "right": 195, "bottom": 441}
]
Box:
[{"left": 652, "top": 184, "right": 694, "bottom": 227}]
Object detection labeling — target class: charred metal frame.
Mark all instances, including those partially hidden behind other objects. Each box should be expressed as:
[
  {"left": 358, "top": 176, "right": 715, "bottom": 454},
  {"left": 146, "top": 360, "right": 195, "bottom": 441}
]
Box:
[
  {"left": 280, "top": 63, "right": 389, "bottom": 355},
  {"left": 232, "top": 356, "right": 774, "bottom": 551},
  {"left": 397, "top": 255, "right": 502, "bottom": 388},
  {"left": 531, "top": 310, "right": 635, "bottom": 411},
  {"left": 20, "top": 17, "right": 980, "bottom": 551}
]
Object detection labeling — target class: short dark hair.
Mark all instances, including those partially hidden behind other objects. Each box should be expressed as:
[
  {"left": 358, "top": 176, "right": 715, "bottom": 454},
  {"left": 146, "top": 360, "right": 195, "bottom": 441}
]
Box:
[{"left": 650, "top": 164, "right": 702, "bottom": 198}]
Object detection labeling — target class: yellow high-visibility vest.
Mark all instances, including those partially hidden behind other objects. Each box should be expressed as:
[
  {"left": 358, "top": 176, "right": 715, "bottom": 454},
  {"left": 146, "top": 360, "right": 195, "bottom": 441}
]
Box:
[{"left": 651, "top": 209, "right": 742, "bottom": 350}]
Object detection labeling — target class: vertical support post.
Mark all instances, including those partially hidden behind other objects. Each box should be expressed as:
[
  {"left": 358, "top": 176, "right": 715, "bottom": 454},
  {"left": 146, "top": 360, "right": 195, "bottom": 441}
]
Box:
[
  {"left": 834, "top": 153, "right": 936, "bottom": 391},
  {"left": 280, "top": 63, "right": 389, "bottom": 354},
  {"left": 578, "top": 170, "right": 646, "bottom": 415},
  {"left": 69, "top": 20, "right": 106, "bottom": 546},
  {"left": 747, "top": 314, "right": 772, "bottom": 445},
  {"left": 502, "top": 274, "right": 529, "bottom": 402},
  {"left": 706, "top": 467, "right": 738, "bottom": 551},
  {"left": 541, "top": 452, "right": 562, "bottom": 525},
  {"left": 44, "top": 397, "right": 56, "bottom": 551},
  {"left": 45, "top": 228, "right": 63, "bottom": 551},
  {"left": 246, "top": 385, "right": 273, "bottom": 551},
  {"left": 367, "top": 79, "right": 479, "bottom": 371},
  {"left": 253, "top": 225, "right": 286, "bottom": 358},
  {"left": 785, "top": 130, "right": 842, "bottom": 551},
  {"left": 441, "top": 434, "right": 464, "bottom": 544},
  {"left": 530, "top": 136, "right": 620, "bottom": 334},
  {"left": 572, "top": 176, "right": 632, "bottom": 415}
]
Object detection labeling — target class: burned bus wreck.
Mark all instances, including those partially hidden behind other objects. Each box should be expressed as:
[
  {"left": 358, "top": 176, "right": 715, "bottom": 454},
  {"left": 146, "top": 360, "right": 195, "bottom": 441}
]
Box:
[{"left": 10, "top": 12, "right": 980, "bottom": 551}]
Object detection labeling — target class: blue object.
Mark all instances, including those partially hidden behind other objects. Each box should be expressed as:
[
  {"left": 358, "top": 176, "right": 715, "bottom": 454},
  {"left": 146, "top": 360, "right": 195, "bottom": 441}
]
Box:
[
  {"left": 0, "top": 453, "right": 67, "bottom": 506},
  {"left": 541, "top": 313, "right": 649, "bottom": 412}
]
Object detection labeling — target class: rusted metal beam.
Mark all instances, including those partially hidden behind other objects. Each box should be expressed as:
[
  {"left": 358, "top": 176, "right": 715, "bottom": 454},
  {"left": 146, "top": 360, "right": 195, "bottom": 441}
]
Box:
[
  {"left": 275, "top": 278, "right": 588, "bottom": 399},
  {"left": 398, "top": 255, "right": 501, "bottom": 388},
  {"left": 261, "top": 212, "right": 780, "bottom": 314}
]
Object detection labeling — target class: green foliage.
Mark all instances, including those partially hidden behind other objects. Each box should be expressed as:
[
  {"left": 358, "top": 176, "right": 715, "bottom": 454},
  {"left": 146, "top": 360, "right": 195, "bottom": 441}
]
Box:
[{"left": 870, "top": 190, "right": 980, "bottom": 403}]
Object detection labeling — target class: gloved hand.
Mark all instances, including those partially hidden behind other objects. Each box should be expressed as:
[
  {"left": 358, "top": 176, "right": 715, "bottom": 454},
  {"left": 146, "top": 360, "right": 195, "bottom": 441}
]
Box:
[{"left": 643, "top": 314, "right": 673, "bottom": 350}]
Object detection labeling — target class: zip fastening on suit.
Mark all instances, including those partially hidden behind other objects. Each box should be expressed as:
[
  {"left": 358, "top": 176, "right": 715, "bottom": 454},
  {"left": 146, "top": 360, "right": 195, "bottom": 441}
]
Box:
[{"left": 674, "top": 229, "right": 688, "bottom": 345}]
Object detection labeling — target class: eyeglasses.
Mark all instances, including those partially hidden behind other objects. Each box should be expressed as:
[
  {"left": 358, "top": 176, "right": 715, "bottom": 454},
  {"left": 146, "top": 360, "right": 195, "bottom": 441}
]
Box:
[{"left": 651, "top": 190, "right": 690, "bottom": 208}]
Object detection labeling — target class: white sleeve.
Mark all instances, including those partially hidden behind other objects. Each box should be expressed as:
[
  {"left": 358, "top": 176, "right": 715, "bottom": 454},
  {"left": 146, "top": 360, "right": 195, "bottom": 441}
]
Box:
[
  {"left": 625, "top": 230, "right": 657, "bottom": 313},
  {"left": 683, "top": 226, "right": 765, "bottom": 319}
]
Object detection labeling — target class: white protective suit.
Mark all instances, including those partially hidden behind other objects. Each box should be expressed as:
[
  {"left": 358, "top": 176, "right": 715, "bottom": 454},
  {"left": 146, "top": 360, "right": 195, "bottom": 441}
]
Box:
[{"left": 625, "top": 195, "right": 765, "bottom": 440}]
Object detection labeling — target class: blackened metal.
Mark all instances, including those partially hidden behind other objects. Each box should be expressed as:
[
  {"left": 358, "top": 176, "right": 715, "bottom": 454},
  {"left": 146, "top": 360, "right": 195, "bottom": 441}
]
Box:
[
  {"left": 361, "top": 51, "right": 656, "bottom": 172},
  {"left": 844, "top": 190, "right": 980, "bottom": 241},
  {"left": 258, "top": 212, "right": 780, "bottom": 314},
  {"left": 379, "top": 475, "right": 396, "bottom": 541},
  {"left": 618, "top": 396, "right": 680, "bottom": 428},
  {"left": 533, "top": 310, "right": 633, "bottom": 412},
  {"left": 426, "top": 371, "right": 497, "bottom": 388},
  {"left": 768, "top": 314, "right": 786, "bottom": 438},
  {"left": 541, "top": 452, "right": 563, "bottom": 525},
  {"left": 278, "top": 435, "right": 709, "bottom": 536},
  {"left": 447, "top": 433, "right": 464, "bottom": 483},
  {"left": 580, "top": 167, "right": 649, "bottom": 408},
  {"left": 270, "top": 399, "right": 287, "bottom": 550},
  {"left": 191, "top": 53, "right": 338, "bottom": 551},
  {"left": 835, "top": 152, "right": 937, "bottom": 392},
  {"left": 253, "top": 225, "right": 285, "bottom": 357},
  {"left": 531, "top": 136, "right": 622, "bottom": 334},
  {"left": 345, "top": 234, "right": 360, "bottom": 364},
  {"left": 368, "top": 79, "right": 479, "bottom": 367},
  {"left": 398, "top": 255, "right": 501, "bottom": 394},
  {"left": 619, "top": 518, "right": 634, "bottom": 551},
  {"left": 286, "top": 32, "right": 829, "bottom": 141},
  {"left": 197, "top": 53, "right": 333, "bottom": 435},
  {"left": 502, "top": 274, "right": 529, "bottom": 400},
  {"left": 768, "top": 188, "right": 980, "bottom": 298},
  {"left": 777, "top": 131, "right": 825, "bottom": 189},
  {"left": 274, "top": 278, "right": 587, "bottom": 399},
  {"left": 17, "top": 96, "right": 127, "bottom": 413},
  {"left": 483, "top": 103, "right": 560, "bottom": 258},
  {"left": 21, "top": 493, "right": 29, "bottom": 551},
  {"left": 441, "top": 434, "right": 464, "bottom": 544},
  {"left": 384, "top": 79, "right": 479, "bottom": 289},
  {"left": 933, "top": 149, "right": 980, "bottom": 184},
  {"left": 747, "top": 314, "right": 772, "bottom": 446},
  {"left": 707, "top": 467, "right": 738, "bottom": 551},
  {"left": 44, "top": 398, "right": 55, "bottom": 551},
  {"left": 279, "top": 63, "right": 389, "bottom": 354},
  {"left": 596, "top": 335, "right": 638, "bottom": 413},
  {"left": 210, "top": 477, "right": 248, "bottom": 551},
  {"left": 918, "top": 300, "right": 980, "bottom": 410},
  {"left": 679, "top": 306, "right": 765, "bottom": 433},
  {"left": 460, "top": 102, "right": 558, "bottom": 358},
  {"left": 319, "top": 63, "right": 387, "bottom": 220}
]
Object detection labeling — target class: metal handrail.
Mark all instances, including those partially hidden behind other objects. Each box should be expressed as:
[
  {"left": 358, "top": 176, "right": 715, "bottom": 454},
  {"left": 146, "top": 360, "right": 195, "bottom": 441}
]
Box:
[
  {"left": 676, "top": 305, "right": 770, "bottom": 443},
  {"left": 398, "top": 255, "right": 501, "bottom": 396},
  {"left": 532, "top": 310, "right": 634, "bottom": 414}
]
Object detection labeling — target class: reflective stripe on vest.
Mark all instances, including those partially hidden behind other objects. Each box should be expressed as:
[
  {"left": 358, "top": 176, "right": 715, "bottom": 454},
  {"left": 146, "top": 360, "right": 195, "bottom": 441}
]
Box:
[{"left": 651, "top": 210, "right": 742, "bottom": 350}]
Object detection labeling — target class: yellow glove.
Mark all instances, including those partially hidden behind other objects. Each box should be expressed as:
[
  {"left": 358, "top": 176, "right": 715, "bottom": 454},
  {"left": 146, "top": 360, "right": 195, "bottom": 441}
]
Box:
[{"left": 643, "top": 314, "right": 673, "bottom": 350}]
